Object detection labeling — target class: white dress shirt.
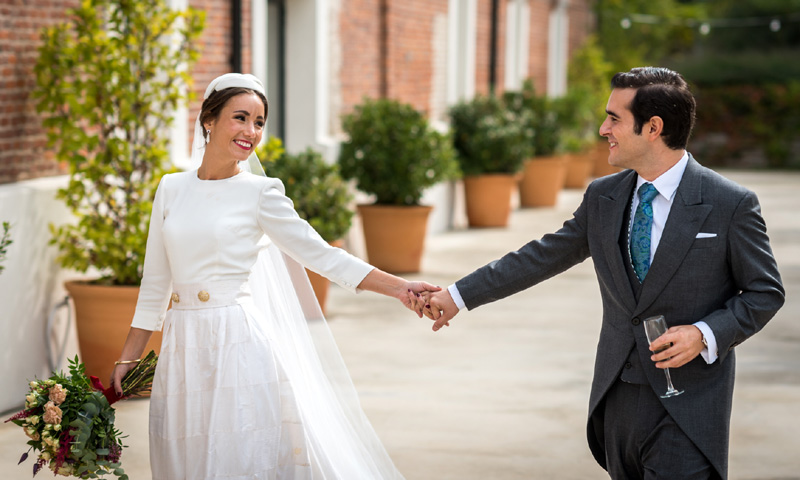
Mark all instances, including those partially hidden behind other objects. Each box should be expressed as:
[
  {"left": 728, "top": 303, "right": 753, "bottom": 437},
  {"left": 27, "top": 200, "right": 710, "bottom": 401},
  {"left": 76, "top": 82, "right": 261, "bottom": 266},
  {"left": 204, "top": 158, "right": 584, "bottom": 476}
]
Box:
[{"left": 448, "top": 151, "right": 718, "bottom": 363}]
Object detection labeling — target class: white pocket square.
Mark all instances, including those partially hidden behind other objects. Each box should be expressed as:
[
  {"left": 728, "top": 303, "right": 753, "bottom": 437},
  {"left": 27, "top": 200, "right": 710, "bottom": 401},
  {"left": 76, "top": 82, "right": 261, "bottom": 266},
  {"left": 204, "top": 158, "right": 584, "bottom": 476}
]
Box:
[{"left": 696, "top": 233, "right": 717, "bottom": 239}]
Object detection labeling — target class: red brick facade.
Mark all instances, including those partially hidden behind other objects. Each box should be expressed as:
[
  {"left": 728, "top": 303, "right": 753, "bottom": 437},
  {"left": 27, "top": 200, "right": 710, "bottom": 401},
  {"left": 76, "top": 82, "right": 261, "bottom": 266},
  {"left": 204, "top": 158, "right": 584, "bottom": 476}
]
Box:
[
  {"left": 0, "top": 0, "right": 251, "bottom": 184},
  {"left": 0, "top": 0, "right": 79, "bottom": 183},
  {"left": 339, "top": 0, "right": 383, "bottom": 114},
  {"left": 1, "top": 0, "right": 594, "bottom": 184}
]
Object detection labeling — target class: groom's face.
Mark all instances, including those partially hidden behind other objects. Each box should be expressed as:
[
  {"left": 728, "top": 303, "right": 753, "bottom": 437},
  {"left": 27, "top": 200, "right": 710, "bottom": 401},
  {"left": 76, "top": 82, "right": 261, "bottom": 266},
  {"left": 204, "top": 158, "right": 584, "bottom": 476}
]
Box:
[{"left": 599, "top": 88, "right": 650, "bottom": 172}]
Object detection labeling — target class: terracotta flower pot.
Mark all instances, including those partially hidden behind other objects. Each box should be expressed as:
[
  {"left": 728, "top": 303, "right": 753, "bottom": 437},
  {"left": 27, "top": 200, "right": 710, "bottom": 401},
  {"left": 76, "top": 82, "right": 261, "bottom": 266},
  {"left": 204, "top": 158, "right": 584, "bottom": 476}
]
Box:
[
  {"left": 518, "top": 156, "right": 568, "bottom": 207},
  {"left": 463, "top": 174, "right": 517, "bottom": 228},
  {"left": 564, "top": 152, "right": 594, "bottom": 189},
  {"left": 357, "top": 204, "right": 433, "bottom": 273},
  {"left": 65, "top": 281, "right": 162, "bottom": 388},
  {"left": 305, "top": 240, "right": 344, "bottom": 314}
]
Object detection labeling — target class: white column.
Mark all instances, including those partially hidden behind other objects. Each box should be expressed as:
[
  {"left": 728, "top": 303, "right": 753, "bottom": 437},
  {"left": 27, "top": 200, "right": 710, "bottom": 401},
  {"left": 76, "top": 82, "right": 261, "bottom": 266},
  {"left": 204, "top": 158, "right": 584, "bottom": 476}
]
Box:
[
  {"left": 504, "top": 0, "right": 530, "bottom": 90},
  {"left": 547, "top": 0, "right": 569, "bottom": 97},
  {"left": 446, "top": 0, "right": 477, "bottom": 105}
]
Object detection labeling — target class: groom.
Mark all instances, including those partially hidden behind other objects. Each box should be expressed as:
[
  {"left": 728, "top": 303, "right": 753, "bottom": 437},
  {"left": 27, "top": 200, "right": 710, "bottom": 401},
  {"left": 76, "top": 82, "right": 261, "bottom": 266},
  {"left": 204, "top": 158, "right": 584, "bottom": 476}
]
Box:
[{"left": 424, "top": 67, "right": 784, "bottom": 479}]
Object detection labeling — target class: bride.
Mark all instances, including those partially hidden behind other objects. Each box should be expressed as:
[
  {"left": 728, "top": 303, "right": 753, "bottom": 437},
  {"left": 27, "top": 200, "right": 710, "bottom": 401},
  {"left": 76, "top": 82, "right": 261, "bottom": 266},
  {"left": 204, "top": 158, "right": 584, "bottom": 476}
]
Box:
[{"left": 111, "top": 73, "right": 435, "bottom": 479}]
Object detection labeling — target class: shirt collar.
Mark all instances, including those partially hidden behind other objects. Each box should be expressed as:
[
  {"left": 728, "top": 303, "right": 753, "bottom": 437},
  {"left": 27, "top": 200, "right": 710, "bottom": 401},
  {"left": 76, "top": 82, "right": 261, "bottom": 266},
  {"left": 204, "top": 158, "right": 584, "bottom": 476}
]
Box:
[{"left": 636, "top": 151, "right": 689, "bottom": 202}]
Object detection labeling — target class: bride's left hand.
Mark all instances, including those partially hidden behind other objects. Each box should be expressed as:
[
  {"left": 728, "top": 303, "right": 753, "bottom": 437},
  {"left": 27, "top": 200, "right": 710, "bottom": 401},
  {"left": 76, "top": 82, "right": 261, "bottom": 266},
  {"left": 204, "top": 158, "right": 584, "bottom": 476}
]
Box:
[{"left": 403, "top": 282, "right": 441, "bottom": 318}]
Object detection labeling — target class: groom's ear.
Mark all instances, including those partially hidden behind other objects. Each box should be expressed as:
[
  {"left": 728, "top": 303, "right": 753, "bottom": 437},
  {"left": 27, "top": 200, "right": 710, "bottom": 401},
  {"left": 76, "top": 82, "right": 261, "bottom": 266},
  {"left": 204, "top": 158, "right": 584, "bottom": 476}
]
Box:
[{"left": 647, "top": 116, "right": 664, "bottom": 141}]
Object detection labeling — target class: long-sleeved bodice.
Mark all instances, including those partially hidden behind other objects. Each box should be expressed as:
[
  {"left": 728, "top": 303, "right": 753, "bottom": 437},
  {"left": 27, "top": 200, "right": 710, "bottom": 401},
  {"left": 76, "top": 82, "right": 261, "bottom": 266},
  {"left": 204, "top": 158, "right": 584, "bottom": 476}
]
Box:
[{"left": 131, "top": 170, "right": 372, "bottom": 331}]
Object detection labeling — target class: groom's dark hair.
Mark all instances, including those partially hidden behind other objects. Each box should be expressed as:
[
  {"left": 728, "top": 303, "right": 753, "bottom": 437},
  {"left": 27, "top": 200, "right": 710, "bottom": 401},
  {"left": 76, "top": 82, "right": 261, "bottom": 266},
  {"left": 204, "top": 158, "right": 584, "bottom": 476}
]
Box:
[{"left": 610, "top": 66, "right": 696, "bottom": 150}]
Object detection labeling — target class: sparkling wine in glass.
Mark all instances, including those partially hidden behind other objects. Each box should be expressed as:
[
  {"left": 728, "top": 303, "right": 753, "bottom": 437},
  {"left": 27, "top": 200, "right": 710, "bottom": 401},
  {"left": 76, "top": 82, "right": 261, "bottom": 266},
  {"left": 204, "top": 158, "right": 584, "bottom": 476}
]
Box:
[{"left": 643, "top": 315, "right": 684, "bottom": 398}]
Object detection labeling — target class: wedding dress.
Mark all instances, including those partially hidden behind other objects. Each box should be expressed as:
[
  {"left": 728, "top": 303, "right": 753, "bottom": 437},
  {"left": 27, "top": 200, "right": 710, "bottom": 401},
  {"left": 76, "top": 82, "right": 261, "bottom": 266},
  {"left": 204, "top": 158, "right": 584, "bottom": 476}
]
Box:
[{"left": 130, "top": 169, "right": 404, "bottom": 479}]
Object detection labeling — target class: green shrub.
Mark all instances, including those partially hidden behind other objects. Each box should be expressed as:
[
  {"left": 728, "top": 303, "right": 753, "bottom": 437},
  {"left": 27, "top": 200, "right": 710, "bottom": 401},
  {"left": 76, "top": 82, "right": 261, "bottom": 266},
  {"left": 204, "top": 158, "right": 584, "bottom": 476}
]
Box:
[
  {"left": 503, "top": 80, "right": 561, "bottom": 157},
  {"left": 258, "top": 140, "right": 354, "bottom": 242},
  {"left": 35, "top": 0, "right": 204, "bottom": 285},
  {"left": 338, "top": 98, "right": 460, "bottom": 206},
  {"left": 449, "top": 95, "right": 531, "bottom": 175}
]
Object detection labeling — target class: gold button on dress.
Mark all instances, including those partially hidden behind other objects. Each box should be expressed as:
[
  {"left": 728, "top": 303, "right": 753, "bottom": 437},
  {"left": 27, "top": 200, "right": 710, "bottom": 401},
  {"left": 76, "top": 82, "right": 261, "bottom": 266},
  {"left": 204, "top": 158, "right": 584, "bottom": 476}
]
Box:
[
  {"left": 171, "top": 293, "right": 180, "bottom": 303},
  {"left": 197, "top": 290, "right": 210, "bottom": 302}
]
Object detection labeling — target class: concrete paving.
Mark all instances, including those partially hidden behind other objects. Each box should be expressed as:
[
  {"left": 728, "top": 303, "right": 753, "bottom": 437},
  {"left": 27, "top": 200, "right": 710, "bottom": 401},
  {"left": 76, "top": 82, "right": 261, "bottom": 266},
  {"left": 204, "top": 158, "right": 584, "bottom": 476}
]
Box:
[{"left": 2, "top": 169, "right": 799, "bottom": 479}]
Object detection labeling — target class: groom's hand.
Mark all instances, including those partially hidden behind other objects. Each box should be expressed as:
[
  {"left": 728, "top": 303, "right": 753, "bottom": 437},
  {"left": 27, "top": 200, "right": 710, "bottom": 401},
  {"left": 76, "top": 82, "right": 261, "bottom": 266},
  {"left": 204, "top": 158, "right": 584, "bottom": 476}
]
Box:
[
  {"left": 425, "top": 290, "right": 459, "bottom": 331},
  {"left": 404, "top": 281, "right": 441, "bottom": 317}
]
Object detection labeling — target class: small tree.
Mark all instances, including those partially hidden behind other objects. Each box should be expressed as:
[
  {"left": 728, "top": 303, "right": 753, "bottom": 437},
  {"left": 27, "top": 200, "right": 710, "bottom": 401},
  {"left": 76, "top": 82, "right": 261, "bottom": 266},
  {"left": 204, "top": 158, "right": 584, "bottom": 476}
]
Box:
[{"left": 35, "top": 0, "right": 204, "bottom": 285}]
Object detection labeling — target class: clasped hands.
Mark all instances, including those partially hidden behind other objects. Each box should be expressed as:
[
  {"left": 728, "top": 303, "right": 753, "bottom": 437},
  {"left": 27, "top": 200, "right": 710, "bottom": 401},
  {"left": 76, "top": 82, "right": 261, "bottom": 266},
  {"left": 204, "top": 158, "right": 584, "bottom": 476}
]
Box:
[{"left": 403, "top": 285, "right": 458, "bottom": 332}]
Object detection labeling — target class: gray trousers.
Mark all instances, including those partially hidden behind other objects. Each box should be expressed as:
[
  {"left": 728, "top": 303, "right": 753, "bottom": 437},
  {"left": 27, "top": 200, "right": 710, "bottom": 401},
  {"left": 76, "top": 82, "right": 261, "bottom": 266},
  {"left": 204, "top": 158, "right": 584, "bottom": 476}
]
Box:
[{"left": 600, "top": 379, "right": 717, "bottom": 480}]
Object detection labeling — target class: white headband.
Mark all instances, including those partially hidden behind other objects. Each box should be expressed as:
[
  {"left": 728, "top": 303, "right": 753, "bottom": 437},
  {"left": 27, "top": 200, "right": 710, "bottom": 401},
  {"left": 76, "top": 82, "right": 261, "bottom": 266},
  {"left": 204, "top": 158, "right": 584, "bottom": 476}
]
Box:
[
  {"left": 203, "top": 73, "right": 266, "bottom": 99},
  {"left": 191, "top": 73, "right": 267, "bottom": 176}
]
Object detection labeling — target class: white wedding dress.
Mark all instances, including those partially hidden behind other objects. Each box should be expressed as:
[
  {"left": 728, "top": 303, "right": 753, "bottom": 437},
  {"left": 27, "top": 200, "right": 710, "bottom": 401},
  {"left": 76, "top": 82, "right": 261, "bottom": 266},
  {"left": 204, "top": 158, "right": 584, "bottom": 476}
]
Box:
[{"left": 131, "top": 169, "right": 404, "bottom": 480}]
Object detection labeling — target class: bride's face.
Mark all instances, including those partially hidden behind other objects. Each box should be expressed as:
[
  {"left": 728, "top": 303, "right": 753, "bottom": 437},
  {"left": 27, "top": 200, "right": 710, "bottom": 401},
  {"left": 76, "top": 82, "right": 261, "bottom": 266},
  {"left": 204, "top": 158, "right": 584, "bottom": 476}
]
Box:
[{"left": 204, "top": 92, "right": 266, "bottom": 163}]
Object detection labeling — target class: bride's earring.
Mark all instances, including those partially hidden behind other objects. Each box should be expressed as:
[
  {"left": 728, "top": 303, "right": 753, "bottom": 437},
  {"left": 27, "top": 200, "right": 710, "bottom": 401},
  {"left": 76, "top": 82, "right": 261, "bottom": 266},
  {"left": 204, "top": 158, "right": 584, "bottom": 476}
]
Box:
[{"left": 205, "top": 129, "right": 211, "bottom": 143}]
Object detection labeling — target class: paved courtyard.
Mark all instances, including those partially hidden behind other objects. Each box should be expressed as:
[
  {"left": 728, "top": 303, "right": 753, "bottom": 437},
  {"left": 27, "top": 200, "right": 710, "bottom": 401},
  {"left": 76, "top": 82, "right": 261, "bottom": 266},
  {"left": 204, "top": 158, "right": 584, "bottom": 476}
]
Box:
[{"left": 2, "top": 169, "right": 799, "bottom": 479}]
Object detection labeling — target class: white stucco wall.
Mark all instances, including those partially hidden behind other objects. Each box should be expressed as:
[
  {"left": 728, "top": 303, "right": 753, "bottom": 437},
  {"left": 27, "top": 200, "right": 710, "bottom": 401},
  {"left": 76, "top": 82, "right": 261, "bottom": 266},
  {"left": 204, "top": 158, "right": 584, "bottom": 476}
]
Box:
[{"left": 0, "top": 176, "right": 80, "bottom": 414}]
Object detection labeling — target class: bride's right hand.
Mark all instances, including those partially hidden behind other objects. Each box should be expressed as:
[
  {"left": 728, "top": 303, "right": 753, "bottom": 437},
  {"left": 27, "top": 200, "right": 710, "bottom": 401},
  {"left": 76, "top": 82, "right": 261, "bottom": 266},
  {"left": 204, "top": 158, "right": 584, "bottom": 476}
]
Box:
[{"left": 110, "top": 361, "right": 138, "bottom": 398}]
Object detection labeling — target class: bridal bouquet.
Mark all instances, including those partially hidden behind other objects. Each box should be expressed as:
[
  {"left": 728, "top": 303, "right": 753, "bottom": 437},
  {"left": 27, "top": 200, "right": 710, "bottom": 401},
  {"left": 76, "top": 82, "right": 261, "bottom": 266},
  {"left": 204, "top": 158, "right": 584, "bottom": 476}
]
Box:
[{"left": 5, "top": 351, "right": 158, "bottom": 479}]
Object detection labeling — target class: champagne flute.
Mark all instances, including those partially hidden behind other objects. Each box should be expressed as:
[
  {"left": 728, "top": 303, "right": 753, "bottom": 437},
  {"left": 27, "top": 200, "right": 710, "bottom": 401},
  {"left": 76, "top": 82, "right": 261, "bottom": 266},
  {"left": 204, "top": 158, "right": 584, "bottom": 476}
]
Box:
[{"left": 643, "top": 315, "right": 684, "bottom": 398}]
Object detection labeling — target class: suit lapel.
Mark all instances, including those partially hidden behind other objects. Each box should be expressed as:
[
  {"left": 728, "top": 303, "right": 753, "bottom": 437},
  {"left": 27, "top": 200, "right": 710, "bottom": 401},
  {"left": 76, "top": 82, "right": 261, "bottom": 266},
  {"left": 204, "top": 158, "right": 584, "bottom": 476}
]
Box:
[
  {"left": 600, "top": 171, "right": 638, "bottom": 314},
  {"left": 634, "top": 157, "right": 712, "bottom": 317}
]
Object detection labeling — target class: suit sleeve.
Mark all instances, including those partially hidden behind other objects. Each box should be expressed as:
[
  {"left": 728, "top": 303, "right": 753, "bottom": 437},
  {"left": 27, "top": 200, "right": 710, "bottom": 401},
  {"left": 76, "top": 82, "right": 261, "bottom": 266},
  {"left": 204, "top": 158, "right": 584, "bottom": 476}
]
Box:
[
  {"left": 700, "top": 190, "right": 784, "bottom": 364},
  {"left": 456, "top": 189, "right": 593, "bottom": 310},
  {"left": 256, "top": 178, "right": 374, "bottom": 294},
  {"left": 131, "top": 176, "right": 173, "bottom": 331}
]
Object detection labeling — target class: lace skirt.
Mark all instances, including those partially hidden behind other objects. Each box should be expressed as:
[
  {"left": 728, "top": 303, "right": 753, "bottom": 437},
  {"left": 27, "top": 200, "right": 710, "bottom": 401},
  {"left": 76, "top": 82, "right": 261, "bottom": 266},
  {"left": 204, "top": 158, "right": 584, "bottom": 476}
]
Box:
[{"left": 149, "top": 281, "right": 312, "bottom": 480}]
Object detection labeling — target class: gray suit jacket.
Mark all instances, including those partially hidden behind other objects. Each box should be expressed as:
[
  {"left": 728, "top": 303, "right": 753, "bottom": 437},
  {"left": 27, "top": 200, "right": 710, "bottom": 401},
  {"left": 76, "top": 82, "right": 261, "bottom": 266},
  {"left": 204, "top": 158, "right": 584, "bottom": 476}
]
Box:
[{"left": 456, "top": 156, "right": 785, "bottom": 478}]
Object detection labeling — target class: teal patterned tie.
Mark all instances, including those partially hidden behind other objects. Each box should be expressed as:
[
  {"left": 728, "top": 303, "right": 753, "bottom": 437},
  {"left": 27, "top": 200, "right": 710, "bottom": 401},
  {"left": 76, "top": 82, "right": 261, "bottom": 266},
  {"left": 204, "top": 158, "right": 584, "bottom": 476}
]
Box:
[{"left": 630, "top": 183, "right": 659, "bottom": 282}]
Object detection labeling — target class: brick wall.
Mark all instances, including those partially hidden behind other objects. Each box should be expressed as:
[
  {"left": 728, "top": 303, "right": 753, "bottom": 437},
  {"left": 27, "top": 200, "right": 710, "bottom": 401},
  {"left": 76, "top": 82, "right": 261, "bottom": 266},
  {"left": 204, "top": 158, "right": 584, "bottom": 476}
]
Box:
[
  {"left": 384, "top": 0, "right": 448, "bottom": 113},
  {"left": 0, "top": 0, "right": 250, "bottom": 184},
  {"left": 0, "top": 0, "right": 79, "bottom": 184},
  {"left": 339, "top": 0, "right": 383, "bottom": 116},
  {"left": 338, "top": 0, "right": 450, "bottom": 116}
]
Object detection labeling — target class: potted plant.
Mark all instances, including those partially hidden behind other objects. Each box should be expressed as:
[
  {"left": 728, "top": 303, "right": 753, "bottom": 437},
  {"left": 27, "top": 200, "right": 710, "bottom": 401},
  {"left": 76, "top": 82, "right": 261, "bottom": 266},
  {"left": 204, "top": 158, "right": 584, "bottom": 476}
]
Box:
[
  {"left": 34, "top": 0, "right": 203, "bottom": 384},
  {"left": 564, "top": 36, "right": 618, "bottom": 183},
  {"left": 338, "top": 98, "right": 459, "bottom": 273},
  {"left": 504, "top": 80, "right": 568, "bottom": 207},
  {"left": 258, "top": 139, "right": 354, "bottom": 313},
  {"left": 556, "top": 88, "right": 602, "bottom": 188},
  {"left": 449, "top": 94, "right": 531, "bottom": 227}
]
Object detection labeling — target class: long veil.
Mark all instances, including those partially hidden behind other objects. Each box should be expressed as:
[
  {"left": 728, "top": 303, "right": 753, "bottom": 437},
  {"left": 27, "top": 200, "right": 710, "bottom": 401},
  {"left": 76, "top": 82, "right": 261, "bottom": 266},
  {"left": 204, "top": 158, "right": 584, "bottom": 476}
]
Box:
[{"left": 250, "top": 243, "right": 404, "bottom": 479}]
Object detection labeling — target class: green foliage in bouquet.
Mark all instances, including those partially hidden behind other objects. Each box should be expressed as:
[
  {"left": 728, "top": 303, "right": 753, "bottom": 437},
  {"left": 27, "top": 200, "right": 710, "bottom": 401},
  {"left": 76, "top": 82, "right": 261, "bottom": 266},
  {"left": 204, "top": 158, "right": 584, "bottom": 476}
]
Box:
[
  {"left": 0, "top": 221, "right": 12, "bottom": 275},
  {"left": 258, "top": 140, "right": 354, "bottom": 242},
  {"left": 338, "top": 98, "right": 460, "bottom": 206},
  {"left": 448, "top": 95, "right": 532, "bottom": 176},
  {"left": 34, "top": 0, "right": 204, "bottom": 285},
  {"left": 5, "top": 352, "right": 158, "bottom": 478}
]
